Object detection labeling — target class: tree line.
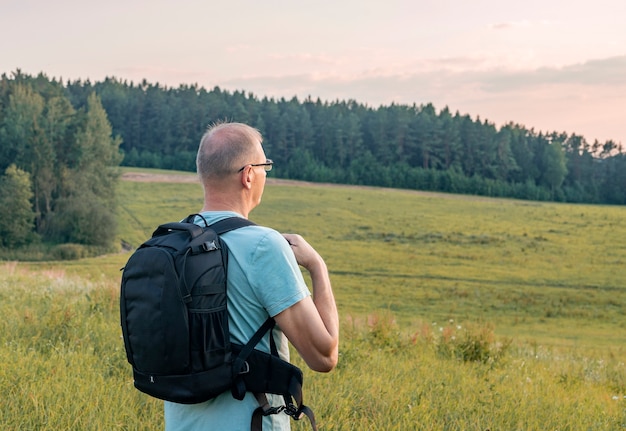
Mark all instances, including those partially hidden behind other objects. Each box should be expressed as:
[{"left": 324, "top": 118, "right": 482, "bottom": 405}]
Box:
[
  {"left": 66, "top": 75, "right": 625, "bottom": 205},
  {"left": 1, "top": 70, "right": 625, "bottom": 250},
  {"left": 0, "top": 71, "right": 121, "bottom": 251}
]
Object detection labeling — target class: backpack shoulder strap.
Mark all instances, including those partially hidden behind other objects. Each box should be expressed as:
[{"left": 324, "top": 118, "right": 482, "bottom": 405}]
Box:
[
  {"left": 231, "top": 318, "right": 275, "bottom": 400},
  {"left": 183, "top": 214, "right": 256, "bottom": 235},
  {"left": 210, "top": 216, "right": 257, "bottom": 235},
  {"left": 248, "top": 329, "right": 318, "bottom": 431}
]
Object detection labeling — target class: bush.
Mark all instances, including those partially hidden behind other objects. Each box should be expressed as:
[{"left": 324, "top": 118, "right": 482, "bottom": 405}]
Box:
[
  {"left": 47, "top": 196, "right": 117, "bottom": 247},
  {"left": 434, "top": 321, "right": 511, "bottom": 363},
  {"left": 50, "top": 243, "right": 85, "bottom": 261}
]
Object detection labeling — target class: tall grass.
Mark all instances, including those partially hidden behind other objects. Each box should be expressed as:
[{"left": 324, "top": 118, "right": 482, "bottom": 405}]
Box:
[
  {"left": 1, "top": 267, "right": 623, "bottom": 430},
  {"left": 291, "top": 313, "right": 625, "bottom": 430},
  {"left": 0, "top": 263, "right": 159, "bottom": 430},
  {"left": 2, "top": 173, "right": 625, "bottom": 429}
]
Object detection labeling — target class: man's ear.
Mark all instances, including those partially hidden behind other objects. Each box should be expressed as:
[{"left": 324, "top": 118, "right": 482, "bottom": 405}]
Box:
[{"left": 240, "top": 166, "right": 254, "bottom": 190}]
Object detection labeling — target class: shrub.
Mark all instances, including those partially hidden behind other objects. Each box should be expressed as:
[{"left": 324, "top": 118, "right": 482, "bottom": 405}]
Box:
[
  {"left": 435, "top": 321, "right": 511, "bottom": 363},
  {"left": 50, "top": 243, "right": 85, "bottom": 261}
]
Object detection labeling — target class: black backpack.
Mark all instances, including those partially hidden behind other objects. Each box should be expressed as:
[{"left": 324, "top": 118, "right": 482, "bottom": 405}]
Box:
[{"left": 120, "top": 214, "right": 317, "bottom": 431}]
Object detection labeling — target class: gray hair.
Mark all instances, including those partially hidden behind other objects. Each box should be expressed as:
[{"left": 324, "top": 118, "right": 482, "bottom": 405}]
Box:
[{"left": 196, "top": 122, "right": 263, "bottom": 182}]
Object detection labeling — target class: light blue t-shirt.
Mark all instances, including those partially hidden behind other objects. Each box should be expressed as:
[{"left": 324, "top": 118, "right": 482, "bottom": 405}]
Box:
[{"left": 164, "top": 211, "right": 310, "bottom": 431}]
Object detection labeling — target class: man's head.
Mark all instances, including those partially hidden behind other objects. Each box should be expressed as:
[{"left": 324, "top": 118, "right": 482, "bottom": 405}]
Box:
[
  {"left": 196, "top": 122, "right": 269, "bottom": 214},
  {"left": 197, "top": 122, "right": 264, "bottom": 180}
]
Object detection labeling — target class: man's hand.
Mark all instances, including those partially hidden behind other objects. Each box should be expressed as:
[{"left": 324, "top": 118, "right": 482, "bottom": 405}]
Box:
[
  {"left": 282, "top": 233, "right": 323, "bottom": 271},
  {"left": 276, "top": 233, "right": 339, "bottom": 372}
]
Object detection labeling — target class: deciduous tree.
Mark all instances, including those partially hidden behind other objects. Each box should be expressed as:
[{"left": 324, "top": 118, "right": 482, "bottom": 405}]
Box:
[{"left": 0, "top": 165, "right": 36, "bottom": 247}]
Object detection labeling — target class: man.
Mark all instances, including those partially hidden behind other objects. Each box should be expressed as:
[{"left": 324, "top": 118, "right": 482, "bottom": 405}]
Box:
[{"left": 164, "top": 122, "right": 339, "bottom": 430}]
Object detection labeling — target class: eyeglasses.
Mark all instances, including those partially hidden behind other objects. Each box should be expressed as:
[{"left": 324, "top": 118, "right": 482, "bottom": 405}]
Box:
[{"left": 237, "top": 159, "right": 273, "bottom": 172}]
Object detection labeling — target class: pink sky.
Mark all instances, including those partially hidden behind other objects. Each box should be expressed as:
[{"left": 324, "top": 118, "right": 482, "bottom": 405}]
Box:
[{"left": 2, "top": 0, "right": 625, "bottom": 145}]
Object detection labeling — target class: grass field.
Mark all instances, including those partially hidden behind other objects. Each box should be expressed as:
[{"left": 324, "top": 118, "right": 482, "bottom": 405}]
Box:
[{"left": 1, "top": 169, "right": 625, "bottom": 430}]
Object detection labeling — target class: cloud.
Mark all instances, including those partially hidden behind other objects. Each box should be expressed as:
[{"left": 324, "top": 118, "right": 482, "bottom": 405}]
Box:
[
  {"left": 268, "top": 52, "right": 337, "bottom": 65},
  {"left": 222, "top": 55, "right": 626, "bottom": 104},
  {"left": 219, "top": 55, "right": 626, "bottom": 143},
  {"left": 488, "top": 20, "right": 532, "bottom": 30},
  {"left": 479, "top": 55, "right": 626, "bottom": 92},
  {"left": 487, "top": 19, "right": 555, "bottom": 31}
]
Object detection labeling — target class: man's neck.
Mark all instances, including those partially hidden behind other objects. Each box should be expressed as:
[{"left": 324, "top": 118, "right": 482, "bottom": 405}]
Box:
[{"left": 201, "top": 200, "right": 249, "bottom": 219}]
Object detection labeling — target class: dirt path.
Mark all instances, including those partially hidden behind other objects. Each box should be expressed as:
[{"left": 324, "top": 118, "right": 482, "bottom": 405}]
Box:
[
  {"left": 121, "top": 171, "right": 502, "bottom": 202},
  {"left": 121, "top": 171, "right": 332, "bottom": 188},
  {"left": 121, "top": 172, "right": 200, "bottom": 183}
]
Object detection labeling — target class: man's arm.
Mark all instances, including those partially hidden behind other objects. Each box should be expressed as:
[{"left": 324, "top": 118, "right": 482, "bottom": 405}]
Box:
[{"left": 273, "top": 233, "right": 339, "bottom": 372}]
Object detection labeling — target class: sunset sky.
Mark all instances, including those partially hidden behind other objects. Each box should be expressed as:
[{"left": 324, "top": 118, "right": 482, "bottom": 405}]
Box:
[{"left": 2, "top": 0, "right": 625, "bottom": 145}]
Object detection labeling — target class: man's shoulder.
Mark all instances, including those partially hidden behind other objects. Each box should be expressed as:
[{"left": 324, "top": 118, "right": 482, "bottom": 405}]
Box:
[
  {"left": 195, "top": 212, "right": 273, "bottom": 233},
  {"left": 194, "top": 211, "right": 288, "bottom": 251},
  {"left": 226, "top": 223, "right": 285, "bottom": 247}
]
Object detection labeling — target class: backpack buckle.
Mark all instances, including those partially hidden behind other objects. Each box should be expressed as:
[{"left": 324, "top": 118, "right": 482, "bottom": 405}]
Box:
[
  {"left": 284, "top": 403, "right": 304, "bottom": 420},
  {"left": 262, "top": 405, "right": 285, "bottom": 416},
  {"left": 202, "top": 240, "right": 218, "bottom": 252},
  {"left": 237, "top": 360, "right": 250, "bottom": 375}
]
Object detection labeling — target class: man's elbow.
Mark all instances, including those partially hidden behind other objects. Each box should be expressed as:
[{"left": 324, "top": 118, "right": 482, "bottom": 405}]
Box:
[
  {"left": 308, "top": 349, "right": 338, "bottom": 373},
  {"left": 312, "top": 358, "right": 337, "bottom": 373}
]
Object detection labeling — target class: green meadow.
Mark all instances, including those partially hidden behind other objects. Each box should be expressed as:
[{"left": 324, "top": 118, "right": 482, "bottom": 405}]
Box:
[{"left": 1, "top": 169, "right": 625, "bottom": 430}]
